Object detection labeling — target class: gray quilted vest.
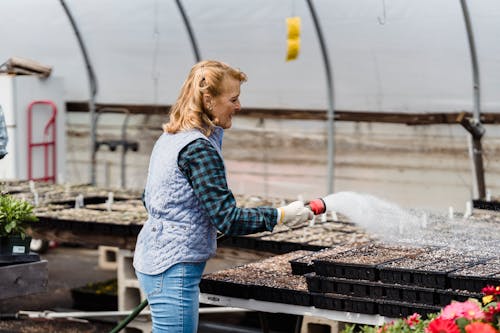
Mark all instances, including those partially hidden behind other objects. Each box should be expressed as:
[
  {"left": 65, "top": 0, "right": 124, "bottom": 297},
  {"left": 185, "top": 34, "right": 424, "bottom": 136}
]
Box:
[{"left": 133, "top": 128, "right": 223, "bottom": 275}]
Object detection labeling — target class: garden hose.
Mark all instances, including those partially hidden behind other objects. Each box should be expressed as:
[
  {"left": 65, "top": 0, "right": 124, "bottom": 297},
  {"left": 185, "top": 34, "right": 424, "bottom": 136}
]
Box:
[{"left": 108, "top": 299, "right": 148, "bottom": 333}]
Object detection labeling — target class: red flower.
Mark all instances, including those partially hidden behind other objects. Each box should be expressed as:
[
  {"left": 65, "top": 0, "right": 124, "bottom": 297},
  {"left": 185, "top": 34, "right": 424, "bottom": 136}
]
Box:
[
  {"left": 425, "top": 317, "right": 460, "bottom": 333},
  {"left": 464, "top": 322, "right": 498, "bottom": 333},
  {"left": 482, "top": 285, "right": 500, "bottom": 296},
  {"left": 484, "top": 303, "right": 500, "bottom": 323}
]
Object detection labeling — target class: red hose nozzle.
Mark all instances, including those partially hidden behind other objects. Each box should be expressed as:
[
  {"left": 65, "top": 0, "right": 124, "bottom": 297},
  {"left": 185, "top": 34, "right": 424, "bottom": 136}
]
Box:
[{"left": 307, "top": 198, "right": 326, "bottom": 215}]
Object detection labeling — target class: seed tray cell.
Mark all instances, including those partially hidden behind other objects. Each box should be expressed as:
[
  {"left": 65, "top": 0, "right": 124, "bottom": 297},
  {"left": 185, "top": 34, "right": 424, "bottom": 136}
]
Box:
[
  {"left": 312, "top": 293, "right": 377, "bottom": 314},
  {"left": 377, "top": 299, "right": 441, "bottom": 318}
]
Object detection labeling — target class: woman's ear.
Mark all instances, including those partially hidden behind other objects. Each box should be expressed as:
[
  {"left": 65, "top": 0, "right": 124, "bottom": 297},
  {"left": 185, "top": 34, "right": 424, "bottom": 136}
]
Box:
[{"left": 203, "top": 94, "right": 213, "bottom": 111}]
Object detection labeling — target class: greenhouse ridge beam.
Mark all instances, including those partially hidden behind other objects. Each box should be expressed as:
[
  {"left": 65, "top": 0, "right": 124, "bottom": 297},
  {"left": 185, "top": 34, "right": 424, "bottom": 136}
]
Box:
[{"left": 66, "top": 102, "right": 500, "bottom": 125}]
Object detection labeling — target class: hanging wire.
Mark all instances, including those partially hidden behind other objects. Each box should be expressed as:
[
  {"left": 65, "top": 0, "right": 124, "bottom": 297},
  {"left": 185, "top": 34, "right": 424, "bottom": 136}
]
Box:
[{"left": 377, "top": 0, "right": 387, "bottom": 25}]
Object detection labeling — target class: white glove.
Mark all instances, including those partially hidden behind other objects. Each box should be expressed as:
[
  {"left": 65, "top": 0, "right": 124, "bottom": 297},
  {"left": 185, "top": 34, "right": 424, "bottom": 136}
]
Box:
[{"left": 278, "top": 201, "right": 314, "bottom": 227}]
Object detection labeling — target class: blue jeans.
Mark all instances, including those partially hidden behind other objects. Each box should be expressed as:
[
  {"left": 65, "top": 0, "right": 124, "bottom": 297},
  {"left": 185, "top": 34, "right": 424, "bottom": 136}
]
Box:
[{"left": 136, "top": 262, "right": 206, "bottom": 333}]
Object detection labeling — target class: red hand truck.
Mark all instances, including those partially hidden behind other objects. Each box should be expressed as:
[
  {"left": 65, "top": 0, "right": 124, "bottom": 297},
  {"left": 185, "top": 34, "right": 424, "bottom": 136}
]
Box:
[{"left": 27, "top": 100, "right": 57, "bottom": 183}]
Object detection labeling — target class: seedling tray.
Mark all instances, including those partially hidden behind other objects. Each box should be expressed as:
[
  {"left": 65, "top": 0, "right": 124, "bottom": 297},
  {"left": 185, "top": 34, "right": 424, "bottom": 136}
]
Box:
[
  {"left": 377, "top": 299, "right": 441, "bottom": 318},
  {"left": 377, "top": 247, "right": 470, "bottom": 287},
  {"left": 448, "top": 260, "right": 500, "bottom": 292},
  {"left": 410, "top": 260, "right": 470, "bottom": 289},
  {"left": 312, "top": 293, "right": 377, "bottom": 314},
  {"left": 313, "top": 244, "right": 423, "bottom": 281},
  {"left": 305, "top": 273, "right": 379, "bottom": 298},
  {"left": 305, "top": 273, "right": 435, "bottom": 305},
  {"left": 313, "top": 260, "right": 385, "bottom": 281},
  {"left": 378, "top": 266, "right": 414, "bottom": 285},
  {"left": 251, "top": 285, "right": 311, "bottom": 306},
  {"left": 384, "top": 284, "right": 435, "bottom": 305}
]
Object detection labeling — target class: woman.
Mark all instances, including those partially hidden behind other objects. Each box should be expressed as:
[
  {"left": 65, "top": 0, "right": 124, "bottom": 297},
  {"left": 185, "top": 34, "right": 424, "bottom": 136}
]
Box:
[{"left": 133, "top": 60, "right": 312, "bottom": 332}]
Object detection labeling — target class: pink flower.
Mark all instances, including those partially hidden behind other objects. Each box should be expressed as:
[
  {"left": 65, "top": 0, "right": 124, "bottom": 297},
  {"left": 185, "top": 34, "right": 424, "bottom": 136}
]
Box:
[
  {"left": 405, "top": 313, "right": 421, "bottom": 328},
  {"left": 464, "top": 322, "right": 498, "bottom": 333},
  {"left": 426, "top": 317, "right": 460, "bottom": 333},
  {"left": 441, "top": 300, "right": 485, "bottom": 321}
]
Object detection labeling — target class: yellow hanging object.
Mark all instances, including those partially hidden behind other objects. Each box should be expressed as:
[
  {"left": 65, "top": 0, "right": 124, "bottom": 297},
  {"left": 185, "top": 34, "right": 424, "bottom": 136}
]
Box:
[{"left": 286, "top": 16, "right": 301, "bottom": 61}]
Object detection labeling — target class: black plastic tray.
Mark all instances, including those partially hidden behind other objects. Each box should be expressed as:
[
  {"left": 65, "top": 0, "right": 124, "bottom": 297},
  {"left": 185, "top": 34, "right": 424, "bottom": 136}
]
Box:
[
  {"left": 313, "top": 260, "right": 382, "bottom": 281},
  {"left": 251, "top": 285, "right": 311, "bottom": 306},
  {"left": 305, "top": 274, "right": 436, "bottom": 305},
  {"left": 435, "top": 289, "right": 482, "bottom": 306},
  {"left": 378, "top": 266, "right": 416, "bottom": 285},
  {"left": 312, "top": 293, "right": 377, "bottom": 314},
  {"left": 377, "top": 299, "right": 441, "bottom": 318},
  {"left": 380, "top": 260, "right": 473, "bottom": 289},
  {"left": 290, "top": 259, "right": 315, "bottom": 276},
  {"left": 448, "top": 274, "right": 500, "bottom": 293},
  {"left": 448, "top": 260, "right": 500, "bottom": 292},
  {"left": 473, "top": 199, "right": 500, "bottom": 211},
  {"left": 199, "top": 278, "right": 252, "bottom": 299}
]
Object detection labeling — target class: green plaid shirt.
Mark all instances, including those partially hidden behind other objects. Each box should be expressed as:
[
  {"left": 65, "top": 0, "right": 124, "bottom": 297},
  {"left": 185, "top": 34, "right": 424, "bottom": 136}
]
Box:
[{"left": 178, "top": 138, "right": 277, "bottom": 236}]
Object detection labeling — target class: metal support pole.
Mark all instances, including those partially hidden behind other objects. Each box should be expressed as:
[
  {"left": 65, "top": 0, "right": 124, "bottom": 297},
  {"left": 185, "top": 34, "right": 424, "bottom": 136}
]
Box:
[
  {"left": 306, "top": 0, "right": 336, "bottom": 195},
  {"left": 175, "top": 0, "right": 201, "bottom": 62},
  {"left": 459, "top": 0, "right": 486, "bottom": 199},
  {"left": 59, "top": 0, "right": 99, "bottom": 185}
]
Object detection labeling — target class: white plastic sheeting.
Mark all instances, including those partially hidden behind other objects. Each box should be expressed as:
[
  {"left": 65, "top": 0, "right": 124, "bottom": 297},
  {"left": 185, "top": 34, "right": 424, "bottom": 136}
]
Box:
[{"left": 1, "top": 0, "right": 500, "bottom": 113}]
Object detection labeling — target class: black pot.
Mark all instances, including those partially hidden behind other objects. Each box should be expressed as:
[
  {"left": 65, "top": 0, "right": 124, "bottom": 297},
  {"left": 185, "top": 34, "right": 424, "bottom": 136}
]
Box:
[{"left": 0, "top": 235, "right": 32, "bottom": 255}]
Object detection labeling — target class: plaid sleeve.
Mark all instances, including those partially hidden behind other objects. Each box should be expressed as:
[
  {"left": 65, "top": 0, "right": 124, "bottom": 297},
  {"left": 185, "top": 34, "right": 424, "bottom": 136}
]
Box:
[{"left": 178, "top": 138, "right": 278, "bottom": 236}]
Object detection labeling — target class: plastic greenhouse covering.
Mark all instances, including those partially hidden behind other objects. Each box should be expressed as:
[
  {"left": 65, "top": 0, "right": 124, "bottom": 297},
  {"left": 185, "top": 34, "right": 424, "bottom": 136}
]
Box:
[{"left": 1, "top": 0, "right": 500, "bottom": 114}]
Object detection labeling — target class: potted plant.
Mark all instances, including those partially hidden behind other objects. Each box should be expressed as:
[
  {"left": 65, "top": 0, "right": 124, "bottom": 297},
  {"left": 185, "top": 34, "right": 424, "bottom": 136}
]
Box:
[{"left": 0, "top": 194, "right": 38, "bottom": 255}]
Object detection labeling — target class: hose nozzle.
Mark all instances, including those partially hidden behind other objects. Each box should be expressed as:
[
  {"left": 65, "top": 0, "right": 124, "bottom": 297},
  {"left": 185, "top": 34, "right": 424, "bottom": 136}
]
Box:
[{"left": 306, "top": 198, "right": 326, "bottom": 215}]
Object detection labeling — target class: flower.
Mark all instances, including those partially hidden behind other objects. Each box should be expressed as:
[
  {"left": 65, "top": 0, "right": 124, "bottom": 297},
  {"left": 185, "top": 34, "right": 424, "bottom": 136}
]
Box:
[
  {"left": 483, "top": 303, "right": 500, "bottom": 324},
  {"left": 441, "top": 300, "right": 484, "bottom": 321},
  {"left": 426, "top": 317, "right": 460, "bottom": 333},
  {"left": 464, "top": 322, "right": 498, "bottom": 333},
  {"left": 341, "top": 284, "right": 500, "bottom": 333},
  {"left": 405, "top": 313, "right": 421, "bottom": 328},
  {"left": 482, "top": 285, "right": 500, "bottom": 296}
]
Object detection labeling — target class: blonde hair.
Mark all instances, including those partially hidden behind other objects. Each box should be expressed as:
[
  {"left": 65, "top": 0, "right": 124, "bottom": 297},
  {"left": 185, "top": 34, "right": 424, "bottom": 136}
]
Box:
[{"left": 164, "top": 60, "right": 247, "bottom": 136}]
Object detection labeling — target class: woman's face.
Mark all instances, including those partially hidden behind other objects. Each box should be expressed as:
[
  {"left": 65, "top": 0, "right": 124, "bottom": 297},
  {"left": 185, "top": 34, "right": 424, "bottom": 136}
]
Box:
[{"left": 209, "top": 77, "right": 241, "bottom": 129}]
